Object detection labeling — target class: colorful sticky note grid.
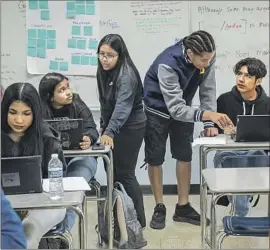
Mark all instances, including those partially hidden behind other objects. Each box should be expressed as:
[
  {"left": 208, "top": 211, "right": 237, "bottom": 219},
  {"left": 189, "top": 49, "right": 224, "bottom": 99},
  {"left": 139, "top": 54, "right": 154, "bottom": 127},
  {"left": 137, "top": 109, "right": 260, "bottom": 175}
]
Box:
[
  {"left": 40, "top": 10, "right": 50, "bottom": 20},
  {"left": 76, "top": 5, "right": 85, "bottom": 15},
  {"left": 67, "top": 11, "right": 76, "bottom": 19},
  {"left": 37, "top": 39, "right": 46, "bottom": 49},
  {"left": 39, "top": 0, "right": 49, "bottom": 9},
  {"left": 28, "top": 47, "right": 37, "bottom": 57},
  {"left": 28, "top": 29, "right": 37, "bottom": 39},
  {"left": 76, "top": 0, "right": 85, "bottom": 4},
  {"left": 71, "top": 55, "right": 81, "bottom": 65},
  {"left": 88, "top": 40, "right": 98, "bottom": 50},
  {"left": 81, "top": 55, "right": 90, "bottom": 65},
  {"left": 29, "top": 0, "right": 38, "bottom": 10},
  {"left": 85, "top": 4, "right": 95, "bottom": 15},
  {"left": 77, "top": 39, "right": 86, "bottom": 49},
  {"left": 37, "top": 48, "right": 46, "bottom": 58},
  {"left": 68, "top": 39, "right": 77, "bottom": 48},
  {"left": 47, "top": 30, "right": 56, "bottom": 39},
  {"left": 72, "top": 26, "right": 81, "bottom": 36},
  {"left": 38, "top": 29, "right": 47, "bottom": 39},
  {"left": 84, "top": 26, "right": 92, "bottom": 36},
  {"left": 59, "top": 62, "right": 69, "bottom": 71},
  {"left": 49, "top": 61, "right": 59, "bottom": 70},
  {"left": 47, "top": 40, "right": 56, "bottom": 49}
]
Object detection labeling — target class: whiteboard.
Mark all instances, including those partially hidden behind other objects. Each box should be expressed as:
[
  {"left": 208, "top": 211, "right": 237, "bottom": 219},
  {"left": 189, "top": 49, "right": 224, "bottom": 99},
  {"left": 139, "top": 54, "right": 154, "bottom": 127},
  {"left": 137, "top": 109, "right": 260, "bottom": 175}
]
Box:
[
  {"left": 1, "top": 0, "right": 190, "bottom": 109},
  {"left": 191, "top": 1, "right": 270, "bottom": 103}
]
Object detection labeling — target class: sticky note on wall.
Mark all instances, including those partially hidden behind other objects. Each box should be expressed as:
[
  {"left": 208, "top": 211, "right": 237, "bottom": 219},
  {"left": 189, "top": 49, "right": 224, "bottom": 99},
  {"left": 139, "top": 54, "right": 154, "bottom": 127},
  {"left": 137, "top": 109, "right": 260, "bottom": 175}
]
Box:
[
  {"left": 47, "top": 40, "right": 56, "bottom": 49},
  {"left": 28, "top": 29, "right": 37, "bottom": 39},
  {"left": 68, "top": 39, "right": 77, "bottom": 48},
  {"left": 38, "top": 29, "right": 47, "bottom": 39},
  {"left": 47, "top": 30, "right": 56, "bottom": 39},
  {"left": 40, "top": 10, "right": 50, "bottom": 20},
  {"left": 29, "top": 0, "right": 38, "bottom": 10},
  {"left": 84, "top": 26, "right": 93, "bottom": 36},
  {"left": 49, "top": 61, "right": 59, "bottom": 70},
  {"left": 77, "top": 40, "right": 86, "bottom": 49},
  {"left": 37, "top": 48, "right": 46, "bottom": 58},
  {"left": 85, "top": 4, "right": 95, "bottom": 15},
  {"left": 71, "top": 55, "right": 81, "bottom": 65},
  {"left": 88, "top": 40, "right": 98, "bottom": 50},
  {"left": 39, "top": 0, "right": 49, "bottom": 9},
  {"left": 72, "top": 26, "right": 81, "bottom": 36},
  {"left": 28, "top": 47, "right": 37, "bottom": 57},
  {"left": 59, "top": 62, "right": 69, "bottom": 71}
]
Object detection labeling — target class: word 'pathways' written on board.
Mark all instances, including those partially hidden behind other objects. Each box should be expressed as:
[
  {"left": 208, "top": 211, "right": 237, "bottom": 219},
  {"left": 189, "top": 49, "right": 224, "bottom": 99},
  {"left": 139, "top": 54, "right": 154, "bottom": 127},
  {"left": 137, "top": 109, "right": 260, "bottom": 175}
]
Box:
[{"left": 26, "top": 0, "right": 100, "bottom": 76}]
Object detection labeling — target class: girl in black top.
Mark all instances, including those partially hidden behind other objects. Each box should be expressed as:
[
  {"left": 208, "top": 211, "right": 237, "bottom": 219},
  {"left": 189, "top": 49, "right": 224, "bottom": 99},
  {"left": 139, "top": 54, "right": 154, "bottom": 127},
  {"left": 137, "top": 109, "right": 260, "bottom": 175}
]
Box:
[
  {"left": 97, "top": 34, "right": 146, "bottom": 227},
  {"left": 1, "top": 82, "right": 67, "bottom": 248},
  {"left": 39, "top": 72, "right": 98, "bottom": 242}
]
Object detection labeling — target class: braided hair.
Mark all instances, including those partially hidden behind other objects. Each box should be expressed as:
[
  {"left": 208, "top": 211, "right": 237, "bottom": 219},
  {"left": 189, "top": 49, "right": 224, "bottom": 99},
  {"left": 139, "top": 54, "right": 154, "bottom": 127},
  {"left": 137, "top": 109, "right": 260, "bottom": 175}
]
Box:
[{"left": 183, "top": 30, "right": 216, "bottom": 55}]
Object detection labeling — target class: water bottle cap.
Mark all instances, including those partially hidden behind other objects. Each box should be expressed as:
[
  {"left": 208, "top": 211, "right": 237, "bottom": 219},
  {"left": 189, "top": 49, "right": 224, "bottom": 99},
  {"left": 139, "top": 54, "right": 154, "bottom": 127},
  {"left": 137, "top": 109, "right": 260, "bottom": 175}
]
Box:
[{"left": 51, "top": 154, "right": 58, "bottom": 158}]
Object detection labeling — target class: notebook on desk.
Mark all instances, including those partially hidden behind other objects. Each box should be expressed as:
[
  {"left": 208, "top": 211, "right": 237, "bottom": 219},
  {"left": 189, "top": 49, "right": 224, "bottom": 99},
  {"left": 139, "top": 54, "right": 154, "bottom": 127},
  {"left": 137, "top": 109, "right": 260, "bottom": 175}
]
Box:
[
  {"left": 46, "top": 119, "right": 83, "bottom": 149},
  {"left": 1, "top": 155, "right": 43, "bottom": 195},
  {"left": 232, "top": 115, "right": 270, "bottom": 142}
]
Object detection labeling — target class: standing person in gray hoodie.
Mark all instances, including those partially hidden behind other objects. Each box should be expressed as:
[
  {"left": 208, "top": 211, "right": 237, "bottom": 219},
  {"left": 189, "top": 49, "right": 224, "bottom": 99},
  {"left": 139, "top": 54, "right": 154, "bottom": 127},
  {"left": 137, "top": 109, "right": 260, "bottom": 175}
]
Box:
[
  {"left": 96, "top": 34, "right": 146, "bottom": 228},
  {"left": 214, "top": 57, "right": 269, "bottom": 216}
]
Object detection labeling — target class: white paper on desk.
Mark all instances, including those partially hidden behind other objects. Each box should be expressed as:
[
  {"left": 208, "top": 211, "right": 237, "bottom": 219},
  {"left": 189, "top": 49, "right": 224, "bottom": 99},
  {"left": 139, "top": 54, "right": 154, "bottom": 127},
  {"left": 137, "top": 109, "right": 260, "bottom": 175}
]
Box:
[
  {"left": 192, "top": 136, "right": 226, "bottom": 147},
  {"left": 42, "top": 177, "right": 91, "bottom": 192}
]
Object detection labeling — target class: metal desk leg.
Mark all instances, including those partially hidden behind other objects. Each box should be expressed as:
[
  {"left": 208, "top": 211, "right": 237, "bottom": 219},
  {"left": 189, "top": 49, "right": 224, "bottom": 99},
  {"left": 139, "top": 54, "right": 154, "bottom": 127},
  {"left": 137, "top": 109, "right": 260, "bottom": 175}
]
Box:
[
  {"left": 200, "top": 146, "right": 207, "bottom": 247},
  {"left": 103, "top": 151, "right": 114, "bottom": 249},
  {"left": 201, "top": 181, "right": 208, "bottom": 249},
  {"left": 210, "top": 194, "right": 219, "bottom": 249},
  {"left": 70, "top": 203, "right": 86, "bottom": 249}
]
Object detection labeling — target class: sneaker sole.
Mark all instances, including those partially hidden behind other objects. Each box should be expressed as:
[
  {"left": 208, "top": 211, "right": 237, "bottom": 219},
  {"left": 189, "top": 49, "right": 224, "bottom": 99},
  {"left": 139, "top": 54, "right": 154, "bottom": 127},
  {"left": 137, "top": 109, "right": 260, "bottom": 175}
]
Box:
[
  {"left": 150, "top": 220, "right": 165, "bottom": 230},
  {"left": 173, "top": 215, "right": 200, "bottom": 226}
]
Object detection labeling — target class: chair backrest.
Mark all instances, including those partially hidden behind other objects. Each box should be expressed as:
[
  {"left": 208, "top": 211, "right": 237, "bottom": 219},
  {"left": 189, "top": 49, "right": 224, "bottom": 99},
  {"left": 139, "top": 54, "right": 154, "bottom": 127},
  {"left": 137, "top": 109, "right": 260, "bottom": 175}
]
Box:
[{"left": 221, "top": 154, "right": 270, "bottom": 169}]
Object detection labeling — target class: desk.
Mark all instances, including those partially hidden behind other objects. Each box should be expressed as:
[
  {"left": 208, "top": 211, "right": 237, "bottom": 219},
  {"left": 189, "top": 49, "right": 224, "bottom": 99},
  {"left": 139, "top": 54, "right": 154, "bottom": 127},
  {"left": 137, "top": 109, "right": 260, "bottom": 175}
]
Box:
[
  {"left": 199, "top": 135, "right": 269, "bottom": 248},
  {"left": 64, "top": 146, "right": 114, "bottom": 249},
  {"left": 202, "top": 167, "right": 269, "bottom": 249},
  {"left": 7, "top": 191, "right": 87, "bottom": 249}
]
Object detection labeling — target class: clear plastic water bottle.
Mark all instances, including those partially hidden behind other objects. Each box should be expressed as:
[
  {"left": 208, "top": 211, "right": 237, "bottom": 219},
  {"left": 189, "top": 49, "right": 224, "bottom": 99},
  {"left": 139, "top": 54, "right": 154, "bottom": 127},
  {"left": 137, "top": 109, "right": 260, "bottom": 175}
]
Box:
[{"left": 48, "top": 154, "right": 64, "bottom": 200}]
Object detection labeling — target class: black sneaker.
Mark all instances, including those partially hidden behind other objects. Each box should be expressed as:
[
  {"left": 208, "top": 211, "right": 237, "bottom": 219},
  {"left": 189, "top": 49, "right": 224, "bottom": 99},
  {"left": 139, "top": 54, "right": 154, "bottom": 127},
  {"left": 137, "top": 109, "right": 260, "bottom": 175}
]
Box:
[
  {"left": 150, "top": 203, "right": 166, "bottom": 230},
  {"left": 173, "top": 202, "right": 210, "bottom": 226}
]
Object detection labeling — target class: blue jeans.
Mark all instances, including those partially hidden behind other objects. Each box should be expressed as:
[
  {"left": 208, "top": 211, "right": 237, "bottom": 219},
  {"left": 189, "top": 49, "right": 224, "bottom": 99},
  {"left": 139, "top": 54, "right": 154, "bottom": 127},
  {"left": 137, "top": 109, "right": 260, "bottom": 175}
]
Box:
[
  {"left": 63, "top": 157, "right": 97, "bottom": 232},
  {"left": 214, "top": 150, "right": 267, "bottom": 216}
]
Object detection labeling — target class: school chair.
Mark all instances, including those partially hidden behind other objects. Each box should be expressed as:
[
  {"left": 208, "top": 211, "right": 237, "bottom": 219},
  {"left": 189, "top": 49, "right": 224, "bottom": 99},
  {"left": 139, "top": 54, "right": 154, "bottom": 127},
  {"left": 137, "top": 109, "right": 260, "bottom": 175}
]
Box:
[{"left": 217, "top": 216, "right": 270, "bottom": 249}]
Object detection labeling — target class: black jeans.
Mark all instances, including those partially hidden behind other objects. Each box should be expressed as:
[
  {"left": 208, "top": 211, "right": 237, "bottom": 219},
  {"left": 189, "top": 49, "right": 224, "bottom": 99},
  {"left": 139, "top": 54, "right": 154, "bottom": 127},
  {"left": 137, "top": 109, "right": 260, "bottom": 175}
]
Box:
[{"left": 112, "top": 125, "right": 146, "bottom": 228}]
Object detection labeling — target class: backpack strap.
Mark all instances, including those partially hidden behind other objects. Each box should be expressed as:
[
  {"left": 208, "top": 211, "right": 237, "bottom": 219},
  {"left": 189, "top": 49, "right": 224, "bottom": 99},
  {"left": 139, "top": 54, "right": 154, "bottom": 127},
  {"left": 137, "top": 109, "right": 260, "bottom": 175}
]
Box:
[{"left": 114, "top": 182, "right": 128, "bottom": 197}]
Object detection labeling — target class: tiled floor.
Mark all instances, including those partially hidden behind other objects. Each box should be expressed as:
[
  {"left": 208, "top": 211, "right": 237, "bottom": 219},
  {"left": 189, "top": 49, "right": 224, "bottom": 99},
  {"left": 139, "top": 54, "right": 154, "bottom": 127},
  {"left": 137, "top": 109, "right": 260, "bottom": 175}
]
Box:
[{"left": 71, "top": 195, "right": 269, "bottom": 249}]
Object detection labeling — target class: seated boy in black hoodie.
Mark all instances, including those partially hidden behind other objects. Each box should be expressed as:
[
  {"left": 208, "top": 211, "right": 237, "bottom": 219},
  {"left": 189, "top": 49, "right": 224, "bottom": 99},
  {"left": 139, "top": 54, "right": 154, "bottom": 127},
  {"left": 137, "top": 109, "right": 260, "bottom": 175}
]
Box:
[{"left": 214, "top": 57, "right": 269, "bottom": 216}]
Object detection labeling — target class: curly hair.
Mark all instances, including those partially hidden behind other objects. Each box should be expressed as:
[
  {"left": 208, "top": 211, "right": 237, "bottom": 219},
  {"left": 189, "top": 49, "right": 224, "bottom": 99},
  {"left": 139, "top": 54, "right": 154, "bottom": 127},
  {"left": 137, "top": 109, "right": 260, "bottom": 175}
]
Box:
[{"left": 233, "top": 57, "right": 267, "bottom": 79}]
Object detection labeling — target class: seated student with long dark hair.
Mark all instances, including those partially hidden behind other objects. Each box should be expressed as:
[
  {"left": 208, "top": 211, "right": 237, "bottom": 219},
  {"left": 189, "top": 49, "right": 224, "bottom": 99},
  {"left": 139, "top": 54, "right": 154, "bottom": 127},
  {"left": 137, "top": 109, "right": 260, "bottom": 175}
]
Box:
[
  {"left": 1, "top": 82, "right": 67, "bottom": 249},
  {"left": 38, "top": 72, "right": 99, "bottom": 241},
  {"left": 96, "top": 34, "right": 146, "bottom": 228}
]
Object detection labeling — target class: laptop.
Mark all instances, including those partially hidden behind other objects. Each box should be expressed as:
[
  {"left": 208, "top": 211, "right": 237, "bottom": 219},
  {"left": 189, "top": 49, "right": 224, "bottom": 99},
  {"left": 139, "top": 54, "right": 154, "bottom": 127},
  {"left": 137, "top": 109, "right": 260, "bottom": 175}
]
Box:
[
  {"left": 1, "top": 155, "right": 43, "bottom": 195},
  {"left": 46, "top": 119, "right": 83, "bottom": 149},
  {"left": 232, "top": 115, "right": 270, "bottom": 142}
]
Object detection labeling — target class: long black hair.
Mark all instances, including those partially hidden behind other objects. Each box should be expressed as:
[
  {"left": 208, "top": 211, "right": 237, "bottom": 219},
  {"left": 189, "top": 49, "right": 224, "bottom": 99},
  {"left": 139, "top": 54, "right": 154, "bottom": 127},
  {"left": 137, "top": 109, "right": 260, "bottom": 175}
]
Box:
[
  {"left": 39, "top": 72, "right": 83, "bottom": 119},
  {"left": 183, "top": 30, "right": 216, "bottom": 55},
  {"left": 1, "top": 82, "right": 43, "bottom": 156},
  {"left": 96, "top": 34, "right": 143, "bottom": 101}
]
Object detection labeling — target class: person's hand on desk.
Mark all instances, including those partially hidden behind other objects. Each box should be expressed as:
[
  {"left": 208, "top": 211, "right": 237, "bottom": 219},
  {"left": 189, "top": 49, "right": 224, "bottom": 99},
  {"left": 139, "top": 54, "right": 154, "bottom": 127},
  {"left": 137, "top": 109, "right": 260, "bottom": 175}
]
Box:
[
  {"left": 203, "top": 111, "right": 234, "bottom": 129},
  {"left": 203, "top": 127, "right": 218, "bottom": 137},
  {"left": 100, "top": 135, "right": 114, "bottom": 149},
  {"left": 79, "top": 136, "right": 91, "bottom": 150}
]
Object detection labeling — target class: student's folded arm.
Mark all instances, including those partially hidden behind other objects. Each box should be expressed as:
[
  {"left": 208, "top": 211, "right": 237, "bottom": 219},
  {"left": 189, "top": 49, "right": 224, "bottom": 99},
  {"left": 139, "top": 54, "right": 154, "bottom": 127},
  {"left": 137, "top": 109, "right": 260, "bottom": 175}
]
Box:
[
  {"left": 78, "top": 104, "right": 99, "bottom": 144},
  {"left": 158, "top": 64, "right": 204, "bottom": 122},
  {"left": 199, "top": 59, "right": 217, "bottom": 128},
  {"left": 104, "top": 76, "right": 136, "bottom": 138}
]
